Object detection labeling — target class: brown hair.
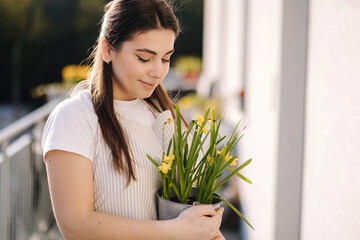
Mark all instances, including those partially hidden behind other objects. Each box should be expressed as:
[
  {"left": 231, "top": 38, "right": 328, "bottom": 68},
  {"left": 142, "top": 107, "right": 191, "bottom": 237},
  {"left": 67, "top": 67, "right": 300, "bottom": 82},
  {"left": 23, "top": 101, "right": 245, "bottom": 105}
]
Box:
[{"left": 89, "top": 0, "right": 180, "bottom": 185}]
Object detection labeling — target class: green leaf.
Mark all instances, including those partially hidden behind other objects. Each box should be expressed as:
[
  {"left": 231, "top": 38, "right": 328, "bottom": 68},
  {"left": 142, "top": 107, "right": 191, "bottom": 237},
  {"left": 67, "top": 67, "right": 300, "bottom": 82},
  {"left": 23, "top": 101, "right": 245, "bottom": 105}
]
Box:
[
  {"left": 212, "top": 196, "right": 255, "bottom": 230},
  {"left": 219, "top": 157, "right": 252, "bottom": 175},
  {"left": 162, "top": 173, "right": 181, "bottom": 199},
  {"left": 211, "top": 160, "right": 251, "bottom": 195},
  {"left": 216, "top": 135, "right": 227, "bottom": 145},
  {"left": 146, "top": 154, "right": 159, "bottom": 167},
  {"left": 166, "top": 138, "right": 173, "bottom": 155},
  {"left": 229, "top": 119, "right": 242, "bottom": 141},
  {"left": 226, "top": 167, "right": 252, "bottom": 184},
  {"left": 238, "top": 158, "right": 252, "bottom": 170}
]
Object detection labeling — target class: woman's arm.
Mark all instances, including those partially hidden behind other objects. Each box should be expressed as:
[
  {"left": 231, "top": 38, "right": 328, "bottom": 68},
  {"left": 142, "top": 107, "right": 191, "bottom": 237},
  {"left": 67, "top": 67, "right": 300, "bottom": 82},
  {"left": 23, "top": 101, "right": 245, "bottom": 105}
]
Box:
[{"left": 45, "top": 150, "right": 224, "bottom": 240}]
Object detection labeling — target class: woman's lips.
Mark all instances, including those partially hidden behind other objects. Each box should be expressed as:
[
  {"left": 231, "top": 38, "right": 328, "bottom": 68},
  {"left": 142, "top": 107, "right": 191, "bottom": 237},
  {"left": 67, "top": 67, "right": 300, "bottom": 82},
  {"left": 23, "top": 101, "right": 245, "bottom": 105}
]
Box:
[{"left": 139, "top": 79, "right": 156, "bottom": 89}]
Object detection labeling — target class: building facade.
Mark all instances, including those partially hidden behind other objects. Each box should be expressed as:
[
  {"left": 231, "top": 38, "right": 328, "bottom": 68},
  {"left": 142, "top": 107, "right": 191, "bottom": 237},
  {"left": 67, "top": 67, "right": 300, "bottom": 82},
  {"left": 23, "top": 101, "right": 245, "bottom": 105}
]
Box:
[{"left": 202, "top": 0, "right": 360, "bottom": 239}]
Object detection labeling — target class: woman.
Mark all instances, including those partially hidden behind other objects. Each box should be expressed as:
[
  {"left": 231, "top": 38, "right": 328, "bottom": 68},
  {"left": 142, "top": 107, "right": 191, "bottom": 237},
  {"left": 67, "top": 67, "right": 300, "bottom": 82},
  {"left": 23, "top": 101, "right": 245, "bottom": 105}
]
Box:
[{"left": 42, "top": 0, "right": 224, "bottom": 239}]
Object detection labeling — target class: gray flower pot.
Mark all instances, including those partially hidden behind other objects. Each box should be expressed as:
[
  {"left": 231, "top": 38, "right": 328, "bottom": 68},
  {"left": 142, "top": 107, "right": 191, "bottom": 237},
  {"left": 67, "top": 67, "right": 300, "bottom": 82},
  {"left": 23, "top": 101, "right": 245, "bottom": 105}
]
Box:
[{"left": 156, "top": 187, "right": 223, "bottom": 220}]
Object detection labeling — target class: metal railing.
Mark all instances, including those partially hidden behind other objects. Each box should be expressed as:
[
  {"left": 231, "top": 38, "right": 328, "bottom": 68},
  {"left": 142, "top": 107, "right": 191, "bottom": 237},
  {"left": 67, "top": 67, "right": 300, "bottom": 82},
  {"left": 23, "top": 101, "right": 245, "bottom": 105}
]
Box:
[{"left": 0, "top": 98, "right": 62, "bottom": 240}]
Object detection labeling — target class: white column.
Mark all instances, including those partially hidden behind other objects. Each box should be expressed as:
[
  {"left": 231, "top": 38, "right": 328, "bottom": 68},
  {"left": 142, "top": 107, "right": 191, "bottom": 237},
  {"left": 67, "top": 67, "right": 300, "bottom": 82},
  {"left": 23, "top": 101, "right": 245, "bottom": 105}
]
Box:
[
  {"left": 239, "top": 0, "right": 283, "bottom": 239},
  {"left": 221, "top": 0, "right": 246, "bottom": 123},
  {"left": 198, "top": 0, "right": 222, "bottom": 97},
  {"left": 202, "top": 0, "right": 246, "bottom": 123}
]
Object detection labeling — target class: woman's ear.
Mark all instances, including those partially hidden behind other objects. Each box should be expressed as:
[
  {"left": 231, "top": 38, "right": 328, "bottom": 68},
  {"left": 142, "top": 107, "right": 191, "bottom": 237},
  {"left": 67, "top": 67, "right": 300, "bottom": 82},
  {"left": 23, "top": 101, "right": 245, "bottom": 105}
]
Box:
[{"left": 101, "top": 39, "right": 112, "bottom": 64}]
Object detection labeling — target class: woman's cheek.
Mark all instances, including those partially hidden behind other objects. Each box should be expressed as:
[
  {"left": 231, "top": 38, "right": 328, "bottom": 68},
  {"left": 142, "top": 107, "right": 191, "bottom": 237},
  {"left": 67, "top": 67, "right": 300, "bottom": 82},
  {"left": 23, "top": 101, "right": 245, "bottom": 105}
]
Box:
[{"left": 129, "top": 63, "right": 146, "bottom": 78}]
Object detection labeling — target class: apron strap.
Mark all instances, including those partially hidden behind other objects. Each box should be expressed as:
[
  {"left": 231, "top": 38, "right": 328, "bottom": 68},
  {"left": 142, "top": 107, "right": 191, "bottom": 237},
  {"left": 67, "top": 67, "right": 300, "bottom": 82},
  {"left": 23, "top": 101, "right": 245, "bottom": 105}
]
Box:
[{"left": 140, "top": 99, "right": 158, "bottom": 118}]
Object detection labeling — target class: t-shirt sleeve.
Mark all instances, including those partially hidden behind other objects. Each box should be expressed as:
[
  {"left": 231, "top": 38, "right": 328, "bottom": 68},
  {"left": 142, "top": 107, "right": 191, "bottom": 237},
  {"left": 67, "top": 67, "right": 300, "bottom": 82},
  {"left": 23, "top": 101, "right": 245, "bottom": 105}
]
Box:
[{"left": 41, "top": 97, "right": 97, "bottom": 162}]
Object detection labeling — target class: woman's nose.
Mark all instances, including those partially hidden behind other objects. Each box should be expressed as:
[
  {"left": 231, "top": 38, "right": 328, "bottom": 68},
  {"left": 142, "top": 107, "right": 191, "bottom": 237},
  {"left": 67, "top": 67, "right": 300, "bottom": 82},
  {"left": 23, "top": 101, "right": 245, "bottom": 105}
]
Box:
[{"left": 149, "top": 61, "right": 164, "bottom": 79}]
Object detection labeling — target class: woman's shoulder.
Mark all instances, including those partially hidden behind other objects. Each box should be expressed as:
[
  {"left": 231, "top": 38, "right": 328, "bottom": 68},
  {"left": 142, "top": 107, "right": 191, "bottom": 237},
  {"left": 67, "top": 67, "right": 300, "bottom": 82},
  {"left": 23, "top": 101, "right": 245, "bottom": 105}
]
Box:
[
  {"left": 49, "top": 90, "right": 98, "bottom": 129},
  {"left": 42, "top": 90, "right": 98, "bottom": 161},
  {"left": 53, "top": 90, "right": 95, "bottom": 117}
]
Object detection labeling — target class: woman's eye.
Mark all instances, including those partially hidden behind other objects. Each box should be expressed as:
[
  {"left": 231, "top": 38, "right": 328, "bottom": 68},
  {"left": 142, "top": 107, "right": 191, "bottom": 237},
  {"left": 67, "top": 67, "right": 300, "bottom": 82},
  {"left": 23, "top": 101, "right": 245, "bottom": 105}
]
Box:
[
  {"left": 136, "top": 55, "right": 150, "bottom": 62},
  {"left": 162, "top": 59, "right": 170, "bottom": 63}
]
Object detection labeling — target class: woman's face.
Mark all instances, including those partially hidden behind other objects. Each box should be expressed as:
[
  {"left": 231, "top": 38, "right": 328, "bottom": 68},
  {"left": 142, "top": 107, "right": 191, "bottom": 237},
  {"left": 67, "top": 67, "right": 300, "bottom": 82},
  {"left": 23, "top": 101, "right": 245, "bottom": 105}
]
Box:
[{"left": 108, "top": 29, "right": 176, "bottom": 101}]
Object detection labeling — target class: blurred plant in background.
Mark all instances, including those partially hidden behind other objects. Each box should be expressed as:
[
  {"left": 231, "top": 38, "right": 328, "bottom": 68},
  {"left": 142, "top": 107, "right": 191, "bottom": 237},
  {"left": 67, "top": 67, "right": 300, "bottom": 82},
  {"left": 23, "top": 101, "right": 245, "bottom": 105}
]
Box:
[
  {"left": 174, "top": 56, "right": 202, "bottom": 81},
  {"left": 0, "top": 0, "right": 107, "bottom": 104},
  {"left": 61, "top": 65, "right": 90, "bottom": 85},
  {"left": 31, "top": 64, "right": 90, "bottom": 99},
  {"left": 178, "top": 92, "right": 223, "bottom": 119},
  {"left": 0, "top": 0, "right": 204, "bottom": 104},
  {"left": 0, "top": 0, "right": 48, "bottom": 105}
]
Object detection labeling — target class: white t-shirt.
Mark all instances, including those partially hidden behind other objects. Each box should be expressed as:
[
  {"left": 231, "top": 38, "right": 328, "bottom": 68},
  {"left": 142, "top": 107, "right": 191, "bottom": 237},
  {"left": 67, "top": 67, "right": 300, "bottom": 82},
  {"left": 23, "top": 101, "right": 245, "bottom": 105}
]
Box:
[{"left": 42, "top": 90, "right": 174, "bottom": 220}]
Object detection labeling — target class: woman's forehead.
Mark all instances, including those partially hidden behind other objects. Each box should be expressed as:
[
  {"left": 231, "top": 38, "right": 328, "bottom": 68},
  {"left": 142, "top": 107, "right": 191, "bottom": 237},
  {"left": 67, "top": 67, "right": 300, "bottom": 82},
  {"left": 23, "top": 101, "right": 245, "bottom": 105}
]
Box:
[{"left": 124, "top": 29, "right": 176, "bottom": 54}]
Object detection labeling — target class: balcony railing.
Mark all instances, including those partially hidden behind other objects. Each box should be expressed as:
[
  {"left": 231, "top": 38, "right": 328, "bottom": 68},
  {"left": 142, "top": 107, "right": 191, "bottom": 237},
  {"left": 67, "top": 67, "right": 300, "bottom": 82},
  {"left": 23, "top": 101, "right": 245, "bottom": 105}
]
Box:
[{"left": 0, "top": 98, "right": 62, "bottom": 240}]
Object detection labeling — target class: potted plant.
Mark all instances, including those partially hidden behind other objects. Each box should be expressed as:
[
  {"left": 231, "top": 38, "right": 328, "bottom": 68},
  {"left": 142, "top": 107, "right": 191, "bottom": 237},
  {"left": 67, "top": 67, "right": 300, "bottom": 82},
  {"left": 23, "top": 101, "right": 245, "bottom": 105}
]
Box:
[{"left": 147, "top": 105, "right": 254, "bottom": 230}]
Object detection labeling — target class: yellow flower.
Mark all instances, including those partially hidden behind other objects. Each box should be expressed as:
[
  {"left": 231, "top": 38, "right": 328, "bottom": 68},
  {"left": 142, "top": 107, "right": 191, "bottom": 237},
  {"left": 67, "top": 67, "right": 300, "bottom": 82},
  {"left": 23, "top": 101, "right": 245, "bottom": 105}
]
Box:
[
  {"left": 163, "top": 152, "right": 175, "bottom": 164},
  {"left": 167, "top": 118, "right": 173, "bottom": 124},
  {"left": 202, "top": 126, "right": 209, "bottom": 134},
  {"left": 158, "top": 162, "right": 171, "bottom": 174},
  {"left": 206, "top": 156, "right": 214, "bottom": 165},
  {"left": 217, "top": 148, "right": 224, "bottom": 155},
  {"left": 230, "top": 158, "right": 238, "bottom": 166},
  {"left": 195, "top": 113, "right": 205, "bottom": 126},
  {"left": 224, "top": 153, "right": 231, "bottom": 162},
  {"left": 196, "top": 125, "right": 209, "bottom": 134}
]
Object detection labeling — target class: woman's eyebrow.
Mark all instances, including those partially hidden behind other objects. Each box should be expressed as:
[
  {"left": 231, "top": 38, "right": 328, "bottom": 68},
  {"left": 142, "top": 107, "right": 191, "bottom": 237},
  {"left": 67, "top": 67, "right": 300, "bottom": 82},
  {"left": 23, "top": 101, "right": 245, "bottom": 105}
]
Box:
[{"left": 135, "top": 48, "right": 175, "bottom": 55}]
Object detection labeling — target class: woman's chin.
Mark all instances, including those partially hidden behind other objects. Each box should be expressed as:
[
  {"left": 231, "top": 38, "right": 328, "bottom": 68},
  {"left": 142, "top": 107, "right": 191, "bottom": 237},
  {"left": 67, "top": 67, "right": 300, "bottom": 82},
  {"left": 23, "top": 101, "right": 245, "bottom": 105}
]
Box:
[{"left": 136, "top": 90, "right": 154, "bottom": 99}]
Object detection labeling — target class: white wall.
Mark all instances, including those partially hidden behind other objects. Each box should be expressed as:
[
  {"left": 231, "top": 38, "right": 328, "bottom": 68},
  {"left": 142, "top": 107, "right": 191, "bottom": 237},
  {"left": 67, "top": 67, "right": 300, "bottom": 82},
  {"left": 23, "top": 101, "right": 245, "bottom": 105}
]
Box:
[
  {"left": 239, "top": 0, "right": 282, "bottom": 239},
  {"left": 203, "top": 0, "right": 360, "bottom": 239},
  {"left": 220, "top": 0, "right": 245, "bottom": 123},
  {"left": 301, "top": 1, "right": 360, "bottom": 239},
  {"left": 201, "top": 0, "right": 245, "bottom": 124},
  {"left": 201, "top": 0, "right": 222, "bottom": 95},
  {"left": 202, "top": 1, "right": 283, "bottom": 237}
]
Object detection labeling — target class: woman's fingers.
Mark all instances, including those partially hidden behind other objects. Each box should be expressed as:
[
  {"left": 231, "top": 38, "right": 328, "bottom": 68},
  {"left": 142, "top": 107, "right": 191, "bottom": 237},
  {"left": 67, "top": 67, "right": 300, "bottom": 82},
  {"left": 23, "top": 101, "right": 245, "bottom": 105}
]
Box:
[
  {"left": 214, "top": 207, "right": 224, "bottom": 228},
  {"left": 175, "top": 205, "right": 225, "bottom": 240},
  {"left": 193, "top": 205, "right": 218, "bottom": 217}
]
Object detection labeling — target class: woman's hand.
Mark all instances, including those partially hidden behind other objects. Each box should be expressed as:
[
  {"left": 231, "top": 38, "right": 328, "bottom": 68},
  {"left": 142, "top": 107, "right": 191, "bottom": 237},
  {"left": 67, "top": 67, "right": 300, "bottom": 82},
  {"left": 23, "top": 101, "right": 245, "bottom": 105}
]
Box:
[{"left": 170, "top": 205, "right": 225, "bottom": 240}]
